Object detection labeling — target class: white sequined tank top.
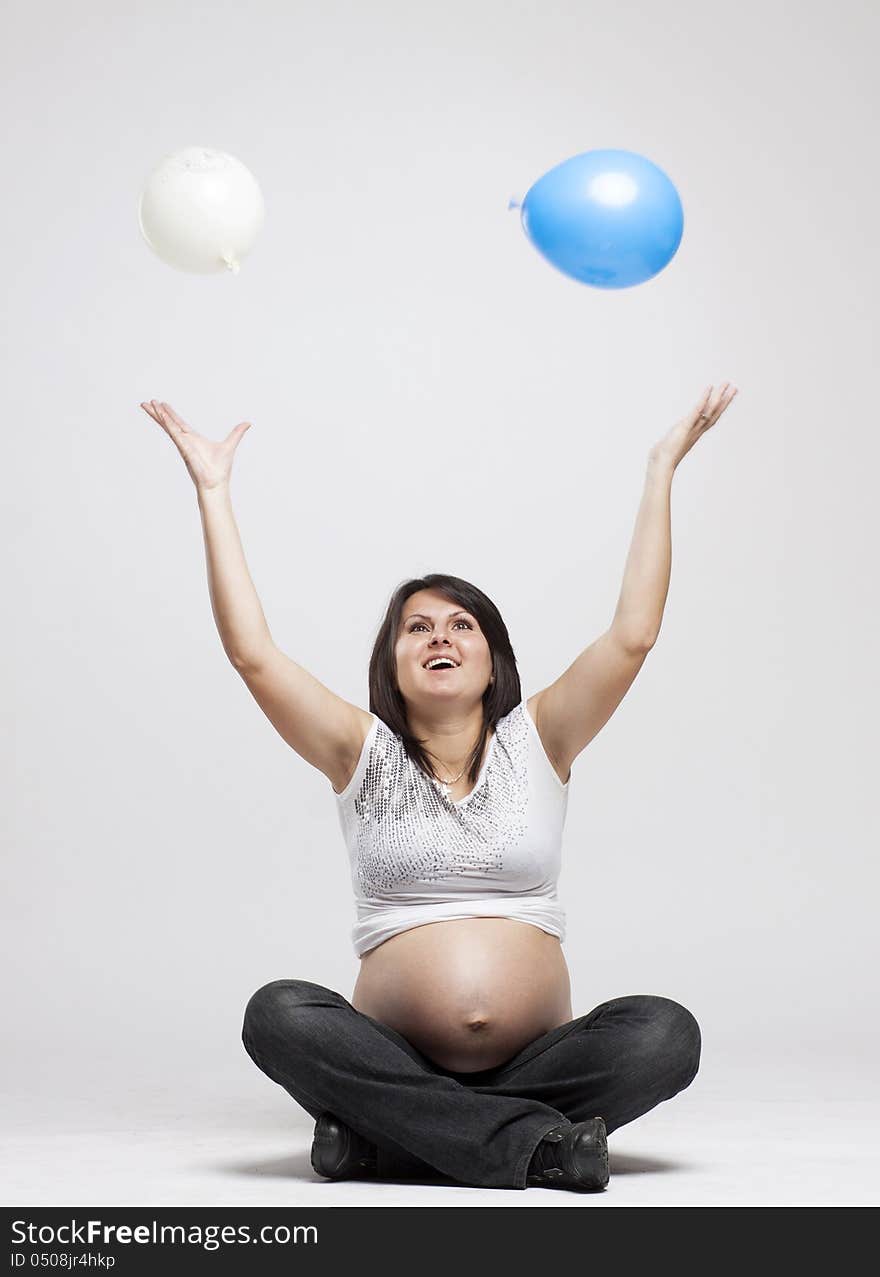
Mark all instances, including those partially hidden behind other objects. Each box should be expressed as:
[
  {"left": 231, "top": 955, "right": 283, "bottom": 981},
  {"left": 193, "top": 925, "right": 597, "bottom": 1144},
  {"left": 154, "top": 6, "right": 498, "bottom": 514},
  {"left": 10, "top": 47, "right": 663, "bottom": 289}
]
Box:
[{"left": 334, "top": 697, "right": 570, "bottom": 958}]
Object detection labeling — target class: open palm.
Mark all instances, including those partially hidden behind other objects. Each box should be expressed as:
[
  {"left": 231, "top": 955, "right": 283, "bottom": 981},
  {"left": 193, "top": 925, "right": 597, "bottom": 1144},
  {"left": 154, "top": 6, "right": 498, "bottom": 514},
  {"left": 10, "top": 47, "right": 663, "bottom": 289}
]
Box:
[
  {"left": 139, "top": 399, "right": 252, "bottom": 491},
  {"left": 650, "top": 383, "right": 739, "bottom": 470}
]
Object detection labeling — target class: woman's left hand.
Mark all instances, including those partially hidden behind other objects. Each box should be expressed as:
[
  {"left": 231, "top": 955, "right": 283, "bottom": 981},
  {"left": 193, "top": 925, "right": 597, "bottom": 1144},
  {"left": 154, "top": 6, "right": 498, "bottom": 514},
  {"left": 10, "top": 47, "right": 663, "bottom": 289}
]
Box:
[{"left": 649, "top": 383, "right": 739, "bottom": 471}]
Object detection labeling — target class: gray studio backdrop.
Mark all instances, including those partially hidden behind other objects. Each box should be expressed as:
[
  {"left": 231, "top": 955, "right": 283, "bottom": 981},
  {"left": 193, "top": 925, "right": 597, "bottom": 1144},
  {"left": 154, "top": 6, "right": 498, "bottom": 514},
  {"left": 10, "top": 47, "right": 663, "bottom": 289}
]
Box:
[{"left": 3, "top": 0, "right": 877, "bottom": 1131}]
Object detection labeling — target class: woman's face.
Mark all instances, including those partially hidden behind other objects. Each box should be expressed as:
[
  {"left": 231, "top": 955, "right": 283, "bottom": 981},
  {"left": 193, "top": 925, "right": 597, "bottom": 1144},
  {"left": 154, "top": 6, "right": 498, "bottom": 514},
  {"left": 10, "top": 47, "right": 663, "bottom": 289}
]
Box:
[{"left": 394, "top": 589, "right": 494, "bottom": 711}]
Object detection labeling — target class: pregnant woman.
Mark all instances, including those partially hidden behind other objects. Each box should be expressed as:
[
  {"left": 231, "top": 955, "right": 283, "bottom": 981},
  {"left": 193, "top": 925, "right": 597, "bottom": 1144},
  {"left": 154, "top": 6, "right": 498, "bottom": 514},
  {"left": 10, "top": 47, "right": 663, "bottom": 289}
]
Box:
[{"left": 140, "top": 383, "right": 737, "bottom": 1192}]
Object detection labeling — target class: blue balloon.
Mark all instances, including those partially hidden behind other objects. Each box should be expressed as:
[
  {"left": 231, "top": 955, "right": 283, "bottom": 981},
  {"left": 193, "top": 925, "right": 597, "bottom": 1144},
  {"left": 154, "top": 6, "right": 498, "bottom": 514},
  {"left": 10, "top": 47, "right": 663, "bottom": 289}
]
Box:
[{"left": 515, "top": 149, "right": 684, "bottom": 289}]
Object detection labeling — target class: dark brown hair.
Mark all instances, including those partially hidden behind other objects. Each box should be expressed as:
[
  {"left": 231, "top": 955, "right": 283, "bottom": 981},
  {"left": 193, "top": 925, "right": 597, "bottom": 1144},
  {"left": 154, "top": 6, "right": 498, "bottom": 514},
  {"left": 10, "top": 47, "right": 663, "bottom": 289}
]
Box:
[{"left": 367, "top": 573, "right": 522, "bottom": 784}]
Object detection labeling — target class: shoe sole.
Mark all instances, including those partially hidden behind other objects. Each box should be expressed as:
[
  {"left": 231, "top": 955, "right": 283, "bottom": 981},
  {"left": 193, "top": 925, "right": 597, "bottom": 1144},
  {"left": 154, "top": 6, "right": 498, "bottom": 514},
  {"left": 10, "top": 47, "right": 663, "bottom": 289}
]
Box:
[
  {"left": 311, "top": 1112, "right": 377, "bottom": 1180},
  {"left": 567, "top": 1117, "right": 609, "bottom": 1189},
  {"left": 311, "top": 1112, "right": 348, "bottom": 1179}
]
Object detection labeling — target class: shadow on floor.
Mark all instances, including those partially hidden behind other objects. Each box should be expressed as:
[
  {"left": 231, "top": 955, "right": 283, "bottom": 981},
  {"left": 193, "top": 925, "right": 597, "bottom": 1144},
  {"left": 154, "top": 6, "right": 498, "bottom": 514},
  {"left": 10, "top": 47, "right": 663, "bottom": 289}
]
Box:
[
  {"left": 228, "top": 1148, "right": 698, "bottom": 1185},
  {"left": 609, "top": 1150, "right": 700, "bottom": 1175},
  {"left": 230, "top": 1149, "right": 456, "bottom": 1185}
]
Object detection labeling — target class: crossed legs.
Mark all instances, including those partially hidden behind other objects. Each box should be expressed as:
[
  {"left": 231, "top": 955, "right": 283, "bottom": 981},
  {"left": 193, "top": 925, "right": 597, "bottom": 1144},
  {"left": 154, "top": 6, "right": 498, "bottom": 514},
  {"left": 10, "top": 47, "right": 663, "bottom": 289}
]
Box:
[{"left": 242, "top": 979, "right": 701, "bottom": 1190}]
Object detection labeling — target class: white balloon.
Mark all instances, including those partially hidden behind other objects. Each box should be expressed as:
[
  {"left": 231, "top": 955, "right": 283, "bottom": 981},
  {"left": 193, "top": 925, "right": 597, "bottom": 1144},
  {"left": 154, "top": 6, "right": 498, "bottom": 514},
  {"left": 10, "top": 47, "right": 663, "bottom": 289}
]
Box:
[{"left": 138, "top": 146, "right": 265, "bottom": 275}]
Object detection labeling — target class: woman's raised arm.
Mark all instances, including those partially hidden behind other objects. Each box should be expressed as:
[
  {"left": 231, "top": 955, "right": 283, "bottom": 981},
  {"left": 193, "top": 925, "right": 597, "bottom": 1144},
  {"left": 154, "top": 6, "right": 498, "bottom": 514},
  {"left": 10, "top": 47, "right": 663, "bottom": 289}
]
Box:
[
  {"left": 140, "top": 399, "right": 271, "bottom": 669},
  {"left": 139, "top": 399, "right": 369, "bottom": 790}
]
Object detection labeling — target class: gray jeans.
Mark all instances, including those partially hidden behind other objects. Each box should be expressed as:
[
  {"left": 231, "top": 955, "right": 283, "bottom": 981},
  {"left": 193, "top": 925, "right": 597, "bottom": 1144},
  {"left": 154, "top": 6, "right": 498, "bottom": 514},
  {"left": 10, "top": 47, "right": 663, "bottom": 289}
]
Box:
[{"left": 241, "top": 978, "right": 701, "bottom": 1190}]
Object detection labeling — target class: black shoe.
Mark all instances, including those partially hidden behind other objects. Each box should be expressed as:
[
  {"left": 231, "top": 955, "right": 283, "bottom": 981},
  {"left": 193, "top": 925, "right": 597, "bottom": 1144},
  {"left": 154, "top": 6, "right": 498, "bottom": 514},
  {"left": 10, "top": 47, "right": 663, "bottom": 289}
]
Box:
[
  {"left": 310, "top": 1112, "right": 378, "bottom": 1181},
  {"left": 526, "top": 1117, "right": 609, "bottom": 1191}
]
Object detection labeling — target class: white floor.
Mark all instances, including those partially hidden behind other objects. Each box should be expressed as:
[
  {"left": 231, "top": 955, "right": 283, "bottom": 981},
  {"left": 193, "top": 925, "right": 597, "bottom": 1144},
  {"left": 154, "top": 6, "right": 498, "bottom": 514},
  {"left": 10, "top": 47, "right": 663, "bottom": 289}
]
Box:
[{"left": 4, "top": 1061, "right": 878, "bottom": 1207}]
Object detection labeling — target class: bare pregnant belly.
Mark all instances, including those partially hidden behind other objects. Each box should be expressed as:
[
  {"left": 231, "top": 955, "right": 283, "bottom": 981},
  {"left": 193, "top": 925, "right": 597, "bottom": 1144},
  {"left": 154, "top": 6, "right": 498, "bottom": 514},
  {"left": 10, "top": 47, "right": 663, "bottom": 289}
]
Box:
[{"left": 350, "top": 918, "right": 573, "bottom": 1073}]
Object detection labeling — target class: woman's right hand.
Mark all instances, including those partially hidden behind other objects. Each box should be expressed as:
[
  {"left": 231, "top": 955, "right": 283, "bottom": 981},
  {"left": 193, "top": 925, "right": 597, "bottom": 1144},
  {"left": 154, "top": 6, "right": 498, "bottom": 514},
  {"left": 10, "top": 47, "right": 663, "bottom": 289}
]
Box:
[{"left": 139, "top": 399, "right": 252, "bottom": 493}]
